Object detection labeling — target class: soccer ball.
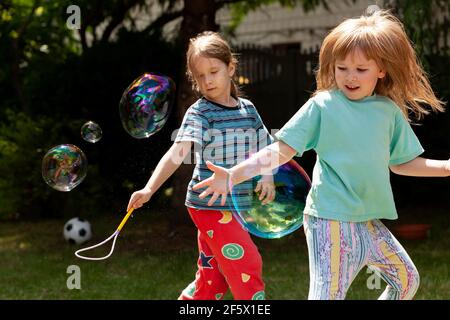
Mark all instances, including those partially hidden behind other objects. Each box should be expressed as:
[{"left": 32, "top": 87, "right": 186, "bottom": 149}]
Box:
[{"left": 63, "top": 217, "right": 92, "bottom": 245}]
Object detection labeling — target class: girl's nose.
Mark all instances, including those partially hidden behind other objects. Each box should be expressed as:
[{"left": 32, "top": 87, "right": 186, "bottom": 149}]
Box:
[{"left": 347, "top": 73, "right": 357, "bottom": 82}]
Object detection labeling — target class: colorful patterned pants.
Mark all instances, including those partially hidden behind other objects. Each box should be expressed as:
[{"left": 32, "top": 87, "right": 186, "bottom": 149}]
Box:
[
  {"left": 303, "top": 214, "right": 420, "bottom": 300},
  {"left": 178, "top": 207, "right": 265, "bottom": 300}
]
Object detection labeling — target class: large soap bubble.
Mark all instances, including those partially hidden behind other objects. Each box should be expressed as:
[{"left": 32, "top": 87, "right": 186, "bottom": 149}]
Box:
[
  {"left": 119, "top": 73, "right": 175, "bottom": 139},
  {"left": 231, "top": 159, "right": 311, "bottom": 239},
  {"left": 42, "top": 144, "right": 88, "bottom": 192}
]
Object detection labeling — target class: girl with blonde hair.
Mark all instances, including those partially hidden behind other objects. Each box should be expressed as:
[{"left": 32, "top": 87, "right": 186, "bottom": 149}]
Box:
[{"left": 193, "top": 10, "right": 449, "bottom": 299}]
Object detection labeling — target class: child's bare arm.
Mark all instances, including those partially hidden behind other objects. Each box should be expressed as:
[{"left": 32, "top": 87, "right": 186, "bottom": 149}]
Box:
[
  {"left": 229, "top": 141, "right": 297, "bottom": 185},
  {"left": 193, "top": 141, "right": 297, "bottom": 206},
  {"left": 389, "top": 156, "right": 450, "bottom": 177}
]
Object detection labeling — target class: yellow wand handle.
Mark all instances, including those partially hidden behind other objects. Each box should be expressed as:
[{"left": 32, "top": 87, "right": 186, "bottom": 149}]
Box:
[{"left": 116, "top": 208, "right": 134, "bottom": 232}]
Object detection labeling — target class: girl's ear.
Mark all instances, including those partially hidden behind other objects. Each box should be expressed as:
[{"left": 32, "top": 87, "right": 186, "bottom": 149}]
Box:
[
  {"left": 378, "top": 69, "right": 386, "bottom": 79},
  {"left": 228, "top": 63, "right": 236, "bottom": 77}
]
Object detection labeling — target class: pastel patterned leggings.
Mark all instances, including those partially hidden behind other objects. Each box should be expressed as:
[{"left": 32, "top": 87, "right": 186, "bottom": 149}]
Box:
[
  {"left": 303, "top": 214, "right": 420, "bottom": 300},
  {"left": 178, "top": 207, "right": 265, "bottom": 300}
]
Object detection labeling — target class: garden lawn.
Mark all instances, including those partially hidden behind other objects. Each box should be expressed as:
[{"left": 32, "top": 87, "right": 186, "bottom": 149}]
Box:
[{"left": 1, "top": 206, "right": 449, "bottom": 299}]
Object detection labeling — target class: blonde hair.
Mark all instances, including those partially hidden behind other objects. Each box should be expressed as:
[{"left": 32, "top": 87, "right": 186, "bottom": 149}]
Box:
[
  {"left": 186, "top": 31, "right": 240, "bottom": 98},
  {"left": 315, "top": 9, "right": 445, "bottom": 120}
]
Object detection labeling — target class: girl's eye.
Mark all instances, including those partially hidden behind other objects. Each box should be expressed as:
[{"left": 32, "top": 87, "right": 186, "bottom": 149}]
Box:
[
  {"left": 337, "top": 66, "right": 346, "bottom": 71},
  {"left": 211, "top": 71, "right": 218, "bottom": 74},
  {"left": 357, "top": 68, "right": 367, "bottom": 72}
]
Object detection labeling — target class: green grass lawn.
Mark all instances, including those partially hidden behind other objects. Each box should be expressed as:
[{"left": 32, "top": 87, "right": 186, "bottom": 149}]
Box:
[{"left": 1, "top": 206, "right": 449, "bottom": 300}]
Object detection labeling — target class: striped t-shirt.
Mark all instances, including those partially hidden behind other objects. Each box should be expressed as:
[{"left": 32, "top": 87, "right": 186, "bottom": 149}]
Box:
[{"left": 175, "top": 97, "right": 272, "bottom": 211}]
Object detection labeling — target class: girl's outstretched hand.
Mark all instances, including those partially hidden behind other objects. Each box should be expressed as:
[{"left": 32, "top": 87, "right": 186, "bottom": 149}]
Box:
[
  {"left": 192, "top": 161, "right": 229, "bottom": 206},
  {"left": 127, "top": 187, "right": 152, "bottom": 211},
  {"left": 255, "top": 175, "right": 276, "bottom": 205}
]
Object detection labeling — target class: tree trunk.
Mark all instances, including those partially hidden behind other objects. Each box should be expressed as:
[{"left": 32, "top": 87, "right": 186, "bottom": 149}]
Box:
[
  {"left": 8, "top": 0, "right": 40, "bottom": 114},
  {"left": 169, "top": 0, "right": 220, "bottom": 226}
]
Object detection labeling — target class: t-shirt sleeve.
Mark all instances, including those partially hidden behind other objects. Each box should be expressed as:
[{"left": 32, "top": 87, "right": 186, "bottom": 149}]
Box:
[
  {"left": 175, "top": 106, "right": 209, "bottom": 146},
  {"left": 389, "top": 109, "right": 424, "bottom": 165},
  {"left": 274, "top": 98, "right": 321, "bottom": 157}
]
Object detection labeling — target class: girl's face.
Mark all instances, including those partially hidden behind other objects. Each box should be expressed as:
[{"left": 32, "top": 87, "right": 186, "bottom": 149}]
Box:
[
  {"left": 334, "top": 49, "right": 386, "bottom": 100},
  {"left": 191, "top": 56, "right": 235, "bottom": 103}
]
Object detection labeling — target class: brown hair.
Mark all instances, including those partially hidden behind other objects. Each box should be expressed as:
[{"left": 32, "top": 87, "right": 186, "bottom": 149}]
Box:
[
  {"left": 186, "top": 31, "right": 240, "bottom": 97},
  {"left": 315, "top": 9, "right": 445, "bottom": 120}
]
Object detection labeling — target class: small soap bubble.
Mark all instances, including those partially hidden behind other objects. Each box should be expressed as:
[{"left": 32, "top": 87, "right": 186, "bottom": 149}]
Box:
[{"left": 81, "top": 121, "right": 102, "bottom": 143}]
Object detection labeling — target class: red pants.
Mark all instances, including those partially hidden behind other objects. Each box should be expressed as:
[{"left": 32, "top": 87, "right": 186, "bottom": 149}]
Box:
[{"left": 178, "top": 207, "right": 265, "bottom": 300}]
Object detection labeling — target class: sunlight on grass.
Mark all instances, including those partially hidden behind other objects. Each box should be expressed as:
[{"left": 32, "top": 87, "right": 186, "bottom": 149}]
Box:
[{"left": 0, "top": 234, "right": 30, "bottom": 252}]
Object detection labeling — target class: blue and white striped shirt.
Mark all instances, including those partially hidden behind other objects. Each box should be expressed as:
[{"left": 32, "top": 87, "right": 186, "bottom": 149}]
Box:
[{"left": 175, "top": 97, "right": 272, "bottom": 210}]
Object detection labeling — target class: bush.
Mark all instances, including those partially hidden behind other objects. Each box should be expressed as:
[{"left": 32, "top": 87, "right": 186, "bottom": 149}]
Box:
[{"left": 0, "top": 109, "right": 106, "bottom": 220}]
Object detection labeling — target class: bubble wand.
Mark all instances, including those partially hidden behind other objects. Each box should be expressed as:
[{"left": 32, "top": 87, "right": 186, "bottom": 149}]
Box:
[{"left": 75, "top": 208, "right": 134, "bottom": 261}]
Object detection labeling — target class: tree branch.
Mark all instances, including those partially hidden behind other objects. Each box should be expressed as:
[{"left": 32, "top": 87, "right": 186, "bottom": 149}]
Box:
[
  {"left": 17, "top": 0, "right": 41, "bottom": 38},
  {"left": 77, "top": 27, "right": 88, "bottom": 52},
  {"left": 100, "top": 0, "right": 144, "bottom": 43},
  {"left": 141, "top": 9, "right": 184, "bottom": 35},
  {"left": 214, "top": 0, "right": 247, "bottom": 6},
  {"left": 10, "top": 0, "right": 41, "bottom": 114}
]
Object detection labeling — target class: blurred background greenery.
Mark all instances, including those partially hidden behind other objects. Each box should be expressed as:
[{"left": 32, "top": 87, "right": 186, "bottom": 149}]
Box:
[{"left": 0, "top": 0, "right": 448, "bottom": 221}]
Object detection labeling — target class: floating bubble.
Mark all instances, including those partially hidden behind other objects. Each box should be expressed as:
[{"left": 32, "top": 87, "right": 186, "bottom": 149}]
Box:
[
  {"left": 231, "top": 159, "right": 311, "bottom": 239},
  {"left": 81, "top": 121, "right": 102, "bottom": 143},
  {"left": 119, "top": 73, "right": 175, "bottom": 139},
  {"left": 42, "top": 144, "right": 88, "bottom": 192}
]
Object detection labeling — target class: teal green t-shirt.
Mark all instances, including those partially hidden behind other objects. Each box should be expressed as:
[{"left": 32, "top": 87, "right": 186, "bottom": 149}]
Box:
[{"left": 275, "top": 89, "right": 424, "bottom": 222}]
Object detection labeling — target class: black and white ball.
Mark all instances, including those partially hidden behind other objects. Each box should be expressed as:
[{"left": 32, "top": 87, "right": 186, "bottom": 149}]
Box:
[{"left": 63, "top": 217, "right": 92, "bottom": 245}]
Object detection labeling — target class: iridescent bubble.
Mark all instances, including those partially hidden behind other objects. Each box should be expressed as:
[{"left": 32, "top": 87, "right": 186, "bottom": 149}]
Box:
[
  {"left": 81, "top": 121, "right": 102, "bottom": 143},
  {"left": 119, "top": 73, "right": 175, "bottom": 139},
  {"left": 231, "top": 159, "right": 311, "bottom": 239},
  {"left": 42, "top": 144, "right": 88, "bottom": 192}
]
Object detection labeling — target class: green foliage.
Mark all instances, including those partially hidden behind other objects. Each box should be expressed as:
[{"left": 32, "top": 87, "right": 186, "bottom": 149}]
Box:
[
  {"left": 0, "top": 1, "right": 181, "bottom": 220},
  {"left": 0, "top": 0, "right": 81, "bottom": 61},
  {"left": 0, "top": 110, "right": 59, "bottom": 219},
  {"left": 0, "top": 110, "right": 107, "bottom": 220},
  {"left": 392, "top": 0, "right": 450, "bottom": 57},
  {"left": 0, "top": 0, "right": 82, "bottom": 116}
]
